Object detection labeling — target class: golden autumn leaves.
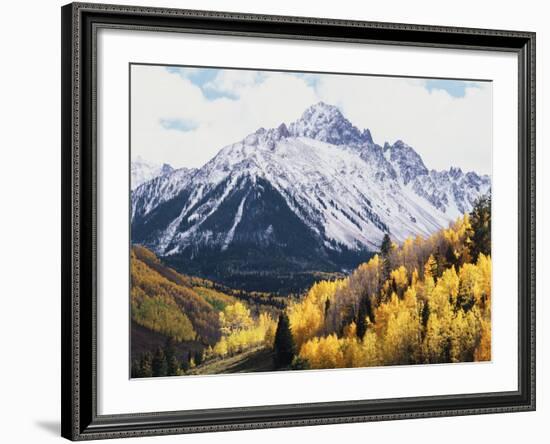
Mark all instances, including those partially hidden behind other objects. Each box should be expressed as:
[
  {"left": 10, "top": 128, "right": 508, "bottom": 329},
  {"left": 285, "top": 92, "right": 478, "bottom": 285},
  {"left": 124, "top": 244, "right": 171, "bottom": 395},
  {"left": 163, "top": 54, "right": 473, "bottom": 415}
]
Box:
[
  {"left": 207, "top": 303, "right": 277, "bottom": 358},
  {"left": 285, "top": 214, "right": 491, "bottom": 369}
]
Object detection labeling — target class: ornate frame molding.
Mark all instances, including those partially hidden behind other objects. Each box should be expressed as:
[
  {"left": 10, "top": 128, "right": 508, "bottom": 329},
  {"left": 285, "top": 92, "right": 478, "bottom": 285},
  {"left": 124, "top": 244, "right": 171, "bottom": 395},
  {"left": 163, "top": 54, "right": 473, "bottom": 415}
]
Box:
[{"left": 61, "top": 3, "right": 535, "bottom": 440}]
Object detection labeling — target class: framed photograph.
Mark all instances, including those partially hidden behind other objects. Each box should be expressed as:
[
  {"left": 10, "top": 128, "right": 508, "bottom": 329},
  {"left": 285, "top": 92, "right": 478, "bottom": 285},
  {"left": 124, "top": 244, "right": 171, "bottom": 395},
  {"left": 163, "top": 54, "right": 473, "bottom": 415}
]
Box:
[{"left": 61, "top": 2, "right": 536, "bottom": 440}]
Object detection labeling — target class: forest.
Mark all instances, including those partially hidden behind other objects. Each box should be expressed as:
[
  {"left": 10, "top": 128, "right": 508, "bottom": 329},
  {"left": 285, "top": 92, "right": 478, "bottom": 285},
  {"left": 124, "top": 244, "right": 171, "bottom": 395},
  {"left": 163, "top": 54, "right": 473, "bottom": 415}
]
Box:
[{"left": 131, "top": 194, "right": 491, "bottom": 377}]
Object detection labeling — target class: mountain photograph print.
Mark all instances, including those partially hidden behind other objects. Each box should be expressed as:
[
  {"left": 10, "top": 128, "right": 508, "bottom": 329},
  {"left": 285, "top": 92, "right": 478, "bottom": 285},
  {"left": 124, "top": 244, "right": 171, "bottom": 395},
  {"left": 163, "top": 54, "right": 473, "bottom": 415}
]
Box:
[{"left": 129, "top": 64, "right": 492, "bottom": 378}]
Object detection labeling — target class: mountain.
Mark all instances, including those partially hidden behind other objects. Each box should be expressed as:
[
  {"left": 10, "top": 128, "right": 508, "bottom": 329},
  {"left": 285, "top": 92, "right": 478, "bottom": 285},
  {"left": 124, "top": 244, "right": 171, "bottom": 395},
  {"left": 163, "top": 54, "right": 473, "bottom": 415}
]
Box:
[
  {"left": 131, "top": 156, "right": 174, "bottom": 190},
  {"left": 131, "top": 102, "right": 490, "bottom": 293}
]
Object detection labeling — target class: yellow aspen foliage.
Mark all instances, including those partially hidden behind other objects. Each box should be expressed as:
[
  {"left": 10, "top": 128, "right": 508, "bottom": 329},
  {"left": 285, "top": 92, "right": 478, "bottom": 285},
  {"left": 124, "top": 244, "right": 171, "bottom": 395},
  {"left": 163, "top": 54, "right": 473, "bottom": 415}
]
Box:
[
  {"left": 411, "top": 268, "right": 419, "bottom": 288},
  {"left": 360, "top": 331, "right": 379, "bottom": 366},
  {"left": 343, "top": 322, "right": 357, "bottom": 339},
  {"left": 211, "top": 304, "right": 277, "bottom": 357},
  {"left": 430, "top": 267, "right": 459, "bottom": 314},
  {"left": 288, "top": 279, "right": 345, "bottom": 347},
  {"left": 450, "top": 308, "right": 482, "bottom": 362},
  {"left": 340, "top": 338, "right": 365, "bottom": 368},
  {"left": 423, "top": 313, "right": 448, "bottom": 363},
  {"left": 353, "top": 254, "right": 383, "bottom": 301},
  {"left": 400, "top": 237, "right": 416, "bottom": 271},
  {"left": 390, "top": 265, "right": 409, "bottom": 290},
  {"left": 474, "top": 318, "right": 491, "bottom": 361},
  {"left": 212, "top": 337, "right": 229, "bottom": 357},
  {"left": 443, "top": 214, "right": 473, "bottom": 265},
  {"left": 288, "top": 297, "right": 324, "bottom": 348},
  {"left": 220, "top": 302, "right": 253, "bottom": 334},
  {"left": 403, "top": 286, "right": 418, "bottom": 311},
  {"left": 374, "top": 292, "right": 421, "bottom": 365},
  {"left": 373, "top": 292, "right": 399, "bottom": 338},
  {"left": 476, "top": 253, "right": 492, "bottom": 314},
  {"left": 299, "top": 334, "right": 345, "bottom": 369},
  {"left": 458, "top": 263, "right": 481, "bottom": 309},
  {"left": 259, "top": 312, "right": 277, "bottom": 348},
  {"left": 424, "top": 255, "right": 437, "bottom": 280}
]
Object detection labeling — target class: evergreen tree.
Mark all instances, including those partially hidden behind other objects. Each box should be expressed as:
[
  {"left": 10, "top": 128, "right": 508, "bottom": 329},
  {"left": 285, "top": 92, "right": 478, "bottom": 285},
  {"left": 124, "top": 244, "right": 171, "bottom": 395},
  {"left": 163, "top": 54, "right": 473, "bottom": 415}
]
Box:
[
  {"left": 324, "top": 298, "right": 331, "bottom": 318},
  {"left": 273, "top": 312, "right": 295, "bottom": 368},
  {"left": 194, "top": 350, "right": 203, "bottom": 366},
  {"left": 152, "top": 347, "right": 168, "bottom": 377},
  {"left": 164, "top": 339, "right": 179, "bottom": 376},
  {"left": 445, "top": 244, "right": 457, "bottom": 269},
  {"left": 180, "top": 352, "right": 190, "bottom": 372},
  {"left": 470, "top": 194, "right": 491, "bottom": 261},
  {"left": 380, "top": 233, "right": 392, "bottom": 279},
  {"left": 290, "top": 356, "right": 311, "bottom": 370},
  {"left": 138, "top": 351, "right": 153, "bottom": 378},
  {"left": 457, "top": 278, "right": 474, "bottom": 312},
  {"left": 356, "top": 297, "right": 369, "bottom": 341},
  {"left": 421, "top": 302, "right": 430, "bottom": 330},
  {"left": 131, "top": 359, "right": 140, "bottom": 378},
  {"left": 380, "top": 233, "right": 391, "bottom": 257},
  {"left": 434, "top": 248, "right": 448, "bottom": 278}
]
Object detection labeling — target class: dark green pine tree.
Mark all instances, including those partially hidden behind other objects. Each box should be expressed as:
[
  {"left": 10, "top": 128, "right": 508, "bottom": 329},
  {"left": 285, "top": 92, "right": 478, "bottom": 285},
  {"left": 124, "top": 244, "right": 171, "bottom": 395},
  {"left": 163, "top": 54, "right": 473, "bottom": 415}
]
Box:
[
  {"left": 380, "top": 233, "right": 392, "bottom": 279},
  {"left": 138, "top": 351, "right": 153, "bottom": 378},
  {"left": 164, "top": 339, "right": 180, "bottom": 376},
  {"left": 131, "top": 359, "right": 140, "bottom": 378},
  {"left": 273, "top": 312, "right": 295, "bottom": 369},
  {"left": 434, "top": 248, "right": 448, "bottom": 279},
  {"left": 356, "top": 295, "right": 373, "bottom": 340},
  {"left": 380, "top": 233, "right": 391, "bottom": 256},
  {"left": 152, "top": 347, "right": 168, "bottom": 377},
  {"left": 470, "top": 194, "right": 491, "bottom": 261},
  {"left": 180, "top": 352, "right": 190, "bottom": 372},
  {"left": 194, "top": 350, "right": 203, "bottom": 366},
  {"left": 445, "top": 244, "right": 458, "bottom": 269}
]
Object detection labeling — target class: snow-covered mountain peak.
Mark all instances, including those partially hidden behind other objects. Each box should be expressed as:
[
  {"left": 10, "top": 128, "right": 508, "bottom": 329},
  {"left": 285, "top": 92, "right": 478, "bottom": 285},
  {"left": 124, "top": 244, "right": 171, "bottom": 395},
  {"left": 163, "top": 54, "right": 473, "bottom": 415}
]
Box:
[
  {"left": 160, "top": 163, "right": 174, "bottom": 176},
  {"left": 362, "top": 128, "right": 374, "bottom": 144},
  {"left": 384, "top": 140, "right": 429, "bottom": 185},
  {"left": 288, "top": 101, "right": 369, "bottom": 146},
  {"left": 449, "top": 166, "right": 464, "bottom": 180},
  {"left": 131, "top": 157, "right": 175, "bottom": 190}
]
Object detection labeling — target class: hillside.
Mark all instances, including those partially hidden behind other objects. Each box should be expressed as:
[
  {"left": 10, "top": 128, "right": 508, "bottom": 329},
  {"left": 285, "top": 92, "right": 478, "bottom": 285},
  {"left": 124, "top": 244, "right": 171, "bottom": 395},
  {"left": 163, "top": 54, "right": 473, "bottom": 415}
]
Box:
[
  {"left": 130, "top": 245, "right": 241, "bottom": 362},
  {"left": 130, "top": 245, "right": 281, "bottom": 377}
]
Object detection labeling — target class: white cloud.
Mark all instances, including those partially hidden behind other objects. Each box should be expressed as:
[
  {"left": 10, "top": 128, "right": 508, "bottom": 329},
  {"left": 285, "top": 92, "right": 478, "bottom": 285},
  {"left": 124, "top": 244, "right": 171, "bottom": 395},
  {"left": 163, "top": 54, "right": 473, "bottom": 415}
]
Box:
[
  {"left": 315, "top": 75, "right": 492, "bottom": 174},
  {"left": 204, "top": 70, "right": 265, "bottom": 97},
  {"left": 131, "top": 65, "right": 492, "bottom": 175}
]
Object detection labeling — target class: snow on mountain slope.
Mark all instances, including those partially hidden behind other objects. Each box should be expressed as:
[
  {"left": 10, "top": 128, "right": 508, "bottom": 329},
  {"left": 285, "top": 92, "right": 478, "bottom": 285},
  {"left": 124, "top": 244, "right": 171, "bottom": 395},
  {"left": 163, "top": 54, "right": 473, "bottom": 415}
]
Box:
[
  {"left": 131, "top": 166, "right": 196, "bottom": 220},
  {"left": 131, "top": 156, "right": 174, "bottom": 190},
  {"left": 131, "top": 102, "right": 491, "bottom": 268}
]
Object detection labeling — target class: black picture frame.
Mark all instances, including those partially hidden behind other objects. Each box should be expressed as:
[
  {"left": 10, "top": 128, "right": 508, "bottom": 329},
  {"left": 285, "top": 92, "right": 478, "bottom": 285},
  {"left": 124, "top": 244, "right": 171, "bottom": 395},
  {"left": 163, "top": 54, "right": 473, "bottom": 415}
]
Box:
[{"left": 61, "top": 2, "right": 536, "bottom": 440}]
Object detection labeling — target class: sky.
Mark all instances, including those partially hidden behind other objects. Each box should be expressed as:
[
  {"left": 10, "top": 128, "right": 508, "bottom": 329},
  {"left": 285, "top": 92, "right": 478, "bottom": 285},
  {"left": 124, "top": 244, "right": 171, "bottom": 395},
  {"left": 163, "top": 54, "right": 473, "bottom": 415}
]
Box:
[{"left": 131, "top": 65, "right": 492, "bottom": 175}]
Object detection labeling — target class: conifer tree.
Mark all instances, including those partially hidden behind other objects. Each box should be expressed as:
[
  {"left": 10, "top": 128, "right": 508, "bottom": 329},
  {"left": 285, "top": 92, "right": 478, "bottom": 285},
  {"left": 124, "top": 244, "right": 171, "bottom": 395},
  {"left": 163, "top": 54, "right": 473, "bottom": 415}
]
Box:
[
  {"left": 273, "top": 312, "right": 296, "bottom": 368},
  {"left": 356, "top": 294, "right": 373, "bottom": 340},
  {"left": 194, "top": 350, "right": 203, "bottom": 366},
  {"left": 470, "top": 194, "right": 491, "bottom": 261},
  {"left": 131, "top": 359, "right": 140, "bottom": 378},
  {"left": 380, "top": 233, "right": 391, "bottom": 256},
  {"left": 356, "top": 302, "right": 368, "bottom": 341},
  {"left": 164, "top": 339, "right": 179, "bottom": 376},
  {"left": 138, "top": 351, "right": 153, "bottom": 378},
  {"left": 152, "top": 347, "right": 168, "bottom": 377},
  {"left": 421, "top": 302, "right": 430, "bottom": 330},
  {"left": 380, "top": 233, "right": 392, "bottom": 279},
  {"left": 180, "top": 352, "right": 190, "bottom": 372}
]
